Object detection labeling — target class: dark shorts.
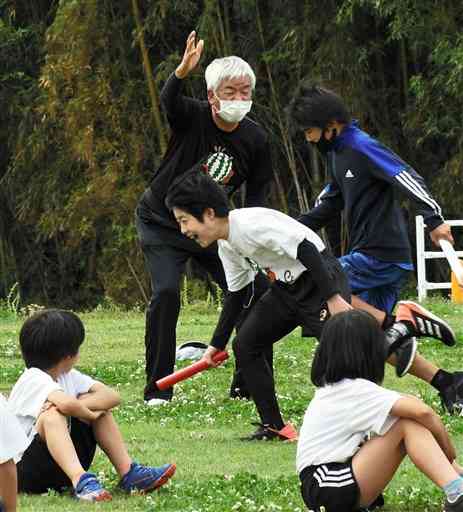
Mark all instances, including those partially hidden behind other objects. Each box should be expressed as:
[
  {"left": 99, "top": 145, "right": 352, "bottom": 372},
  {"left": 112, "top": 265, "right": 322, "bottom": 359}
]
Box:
[
  {"left": 17, "top": 418, "right": 96, "bottom": 494},
  {"left": 300, "top": 461, "right": 360, "bottom": 512},
  {"left": 339, "top": 251, "right": 412, "bottom": 314}
]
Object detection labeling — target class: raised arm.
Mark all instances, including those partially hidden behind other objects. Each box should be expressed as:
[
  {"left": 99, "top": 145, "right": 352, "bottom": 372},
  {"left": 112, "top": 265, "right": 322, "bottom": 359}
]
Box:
[
  {"left": 174, "top": 30, "right": 204, "bottom": 80},
  {"left": 160, "top": 31, "right": 204, "bottom": 130}
]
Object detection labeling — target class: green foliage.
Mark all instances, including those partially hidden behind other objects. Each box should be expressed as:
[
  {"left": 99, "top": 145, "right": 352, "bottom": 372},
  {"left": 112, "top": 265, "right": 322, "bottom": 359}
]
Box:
[
  {"left": 2, "top": 1, "right": 463, "bottom": 307},
  {"left": 1, "top": 300, "right": 462, "bottom": 510}
]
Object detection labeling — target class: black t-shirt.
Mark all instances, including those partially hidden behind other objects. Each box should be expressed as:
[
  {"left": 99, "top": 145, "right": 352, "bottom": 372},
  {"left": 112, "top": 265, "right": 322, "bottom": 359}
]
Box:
[{"left": 144, "top": 73, "right": 273, "bottom": 228}]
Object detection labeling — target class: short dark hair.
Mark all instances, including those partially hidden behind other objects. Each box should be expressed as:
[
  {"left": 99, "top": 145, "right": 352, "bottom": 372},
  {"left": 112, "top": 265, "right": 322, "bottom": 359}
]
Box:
[
  {"left": 19, "top": 309, "right": 85, "bottom": 370},
  {"left": 165, "top": 166, "right": 229, "bottom": 222},
  {"left": 288, "top": 82, "right": 350, "bottom": 130},
  {"left": 311, "top": 310, "right": 386, "bottom": 387}
]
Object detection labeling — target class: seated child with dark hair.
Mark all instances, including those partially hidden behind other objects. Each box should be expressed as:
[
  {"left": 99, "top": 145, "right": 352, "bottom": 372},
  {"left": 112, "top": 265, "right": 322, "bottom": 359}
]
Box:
[
  {"left": 8, "top": 309, "right": 176, "bottom": 502},
  {"left": 297, "top": 310, "right": 463, "bottom": 512},
  {"left": 0, "top": 394, "right": 29, "bottom": 512}
]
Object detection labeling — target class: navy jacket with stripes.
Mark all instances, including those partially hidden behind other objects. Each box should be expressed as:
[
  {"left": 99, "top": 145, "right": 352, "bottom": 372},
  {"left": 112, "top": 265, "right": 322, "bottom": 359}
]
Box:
[{"left": 299, "top": 121, "right": 444, "bottom": 263}]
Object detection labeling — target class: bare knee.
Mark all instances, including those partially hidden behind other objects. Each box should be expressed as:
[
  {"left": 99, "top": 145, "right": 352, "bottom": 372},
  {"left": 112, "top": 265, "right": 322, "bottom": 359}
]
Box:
[
  {"left": 36, "top": 406, "right": 67, "bottom": 437},
  {"left": 392, "top": 417, "right": 426, "bottom": 444}
]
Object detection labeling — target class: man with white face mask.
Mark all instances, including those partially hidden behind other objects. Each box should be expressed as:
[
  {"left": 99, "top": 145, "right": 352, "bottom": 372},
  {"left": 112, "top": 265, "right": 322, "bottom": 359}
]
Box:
[{"left": 135, "top": 31, "right": 273, "bottom": 405}]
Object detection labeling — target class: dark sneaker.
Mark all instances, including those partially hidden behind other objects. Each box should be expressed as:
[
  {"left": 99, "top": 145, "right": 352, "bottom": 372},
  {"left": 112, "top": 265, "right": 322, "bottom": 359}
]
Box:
[
  {"left": 385, "top": 322, "right": 413, "bottom": 353},
  {"left": 230, "top": 386, "right": 251, "bottom": 400},
  {"left": 74, "top": 472, "right": 112, "bottom": 502},
  {"left": 445, "top": 493, "right": 463, "bottom": 511},
  {"left": 394, "top": 337, "right": 418, "bottom": 378},
  {"left": 396, "top": 301, "right": 456, "bottom": 346},
  {"left": 440, "top": 372, "right": 463, "bottom": 415},
  {"left": 367, "top": 493, "right": 385, "bottom": 510},
  {"left": 119, "top": 461, "right": 176, "bottom": 493},
  {"left": 241, "top": 422, "right": 298, "bottom": 442},
  {"left": 384, "top": 322, "right": 418, "bottom": 377}
]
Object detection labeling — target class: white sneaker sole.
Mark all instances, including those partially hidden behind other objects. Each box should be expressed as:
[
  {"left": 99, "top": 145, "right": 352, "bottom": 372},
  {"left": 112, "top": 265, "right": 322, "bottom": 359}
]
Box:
[
  {"left": 396, "top": 337, "right": 418, "bottom": 378},
  {"left": 145, "top": 398, "right": 169, "bottom": 406}
]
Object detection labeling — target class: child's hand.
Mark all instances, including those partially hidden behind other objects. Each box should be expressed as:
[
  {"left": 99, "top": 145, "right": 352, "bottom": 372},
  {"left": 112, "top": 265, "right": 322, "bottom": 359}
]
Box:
[
  {"left": 91, "top": 410, "right": 106, "bottom": 421},
  {"left": 40, "top": 400, "right": 55, "bottom": 414},
  {"left": 202, "top": 346, "right": 221, "bottom": 368},
  {"left": 430, "top": 223, "right": 454, "bottom": 247}
]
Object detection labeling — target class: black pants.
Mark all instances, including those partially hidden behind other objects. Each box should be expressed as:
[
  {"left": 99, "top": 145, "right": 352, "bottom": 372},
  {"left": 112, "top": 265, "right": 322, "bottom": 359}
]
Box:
[
  {"left": 230, "top": 271, "right": 272, "bottom": 396},
  {"left": 233, "top": 256, "right": 350, "bottom": 428},
  {"left": 17, "top": 418, "right": 96, "bottom": 494},
  {"left": 136, "top": 200, "right": 228, "bottom": 400}
]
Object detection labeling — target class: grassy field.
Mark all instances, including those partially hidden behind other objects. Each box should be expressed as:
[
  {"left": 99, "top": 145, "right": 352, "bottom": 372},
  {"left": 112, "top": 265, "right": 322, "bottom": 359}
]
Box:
[{"left": 1, "top": 298, "right": 463, "bottom": 511}]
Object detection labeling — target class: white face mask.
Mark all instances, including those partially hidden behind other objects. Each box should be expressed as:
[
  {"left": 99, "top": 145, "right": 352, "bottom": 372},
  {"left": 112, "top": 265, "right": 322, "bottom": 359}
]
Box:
[{"left": 216, "top": 98, "right": 252, "bottom": 124}]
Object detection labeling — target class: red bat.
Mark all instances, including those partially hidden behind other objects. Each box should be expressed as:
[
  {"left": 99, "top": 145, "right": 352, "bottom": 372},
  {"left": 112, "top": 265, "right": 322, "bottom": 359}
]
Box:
[{"left": 155, "top": 351, "right": 229, "bottom": 390}]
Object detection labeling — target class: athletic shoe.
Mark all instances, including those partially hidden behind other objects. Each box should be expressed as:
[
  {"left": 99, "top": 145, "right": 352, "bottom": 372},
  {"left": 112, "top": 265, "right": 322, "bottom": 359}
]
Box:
[
  {"left": 385, "top": 322, "right": 412, "bottom": 353},
  {"left": 445, "top": 493, "right": 463, "bottom": 511},
  {"left": 241, "top": 422, "right": 298, "bottom": 442},
  {"left": 230, "top": 386, "right": 251, "bottom": 399},
  {"left": 145, "top": 398, "right": 170, "bottom": 406},
  {"left": 119, "top": 461, "right": 176, "bottom": 493},
  {"left": 440, "top": 372, "right": 463, "bottom": 415},
  {"left": 396, "top": 301, "right": 456, "bottom": 346},
  {"left": 394, "top": 337, "right": 418, "bottom": 378},
  {"left": 384, "top": 322, "right": 418, "bottom": 377},
  {"left": 74, "top": 472, "right": 112, "bottom": 502},
  {"left": 358, "top": 493, "right": 385, "bottom": 511},
  {"left": 366, "top": 493, "right": 385, "bottom": 510}
]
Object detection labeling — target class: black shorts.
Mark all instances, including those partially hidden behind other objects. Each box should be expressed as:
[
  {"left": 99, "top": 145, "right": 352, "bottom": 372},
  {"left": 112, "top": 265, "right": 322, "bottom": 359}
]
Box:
[
  {"left": 300, "top": 461, "right": 360, "bottom": 512},
  {"left": 17, "top": 418, "right": 96, "bottom": 494}
]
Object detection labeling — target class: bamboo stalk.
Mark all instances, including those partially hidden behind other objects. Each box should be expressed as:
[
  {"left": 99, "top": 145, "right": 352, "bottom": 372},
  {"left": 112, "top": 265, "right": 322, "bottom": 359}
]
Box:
[
  {"left": 126, "top": 256, "right": 149, "bottom": 305},
  {"left": 131, "top": 0, "right": 167, "bottom": 153},
  {"left": 255, "top": 0, "right": 307, "bottom": 213}
]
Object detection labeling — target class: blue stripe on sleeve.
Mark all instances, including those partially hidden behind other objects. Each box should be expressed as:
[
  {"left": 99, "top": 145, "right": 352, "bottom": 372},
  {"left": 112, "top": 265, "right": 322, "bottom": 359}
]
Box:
[{"left": 338, "top": 122, "right": 407, "bottom": 178}]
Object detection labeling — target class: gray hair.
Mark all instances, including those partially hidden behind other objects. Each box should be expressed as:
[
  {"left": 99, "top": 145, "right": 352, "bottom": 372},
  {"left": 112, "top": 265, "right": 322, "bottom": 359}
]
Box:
[{"left": 205, "top": 56, "right": 256, "bottom": 92}]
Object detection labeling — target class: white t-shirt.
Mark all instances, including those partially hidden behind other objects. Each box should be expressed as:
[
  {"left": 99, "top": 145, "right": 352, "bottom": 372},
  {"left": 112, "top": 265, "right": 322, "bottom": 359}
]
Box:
[
  {"left": 0, "top": 393, "right": 29, "bottom": 464},
  {"left": 8, "top": 367, "right": 96, "bottom": 461},
  {"left": 296, "top": 378, "right": 401, "bottom": 473},
  {"left": 218, "top": 208, "right": 326, "bottom": 292}
]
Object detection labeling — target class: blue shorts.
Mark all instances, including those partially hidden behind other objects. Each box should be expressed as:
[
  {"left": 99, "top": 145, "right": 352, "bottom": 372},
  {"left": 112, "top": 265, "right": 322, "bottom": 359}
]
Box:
[{"left": 339, "top": 252, "right": 413, "bottom": 314}]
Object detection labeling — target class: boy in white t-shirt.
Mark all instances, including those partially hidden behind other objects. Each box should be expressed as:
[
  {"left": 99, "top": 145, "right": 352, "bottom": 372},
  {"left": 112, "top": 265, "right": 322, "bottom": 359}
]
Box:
[
  {"left": 8, "top": 309, "right": 176, "bottom": 502},
  {"left": 165, "top": 170, "right": 415, "bottom": 442},
  {"left": 0, "top": 394, "right": 29, "bottom": 512},
  {"left": 296, "top": 310, "right": 463, "bottom": 512}
]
